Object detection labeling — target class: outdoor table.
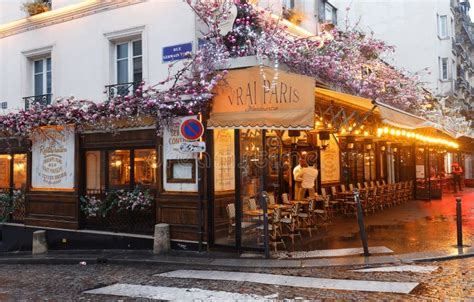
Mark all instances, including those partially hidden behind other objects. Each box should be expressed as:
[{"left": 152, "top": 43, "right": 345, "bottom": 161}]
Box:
[
  {"left": 244, "top": 209, "right": 273, "bottom": 217},
  {"left": 290, "top": 200, "right": 310, "bottom": 205},
  {"left": 268, "top": 204, "right": 292, "bottom": 210}
]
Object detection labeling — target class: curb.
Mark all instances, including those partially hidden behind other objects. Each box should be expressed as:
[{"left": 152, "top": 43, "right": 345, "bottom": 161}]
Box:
[{"left": 0, "top": 251, "right": 472, "bottom": 268}]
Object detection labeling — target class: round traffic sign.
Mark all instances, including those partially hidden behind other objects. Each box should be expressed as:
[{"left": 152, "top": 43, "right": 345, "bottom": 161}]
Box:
[{"left": 180, "top": 118, "right": 204, "bottom": 141}]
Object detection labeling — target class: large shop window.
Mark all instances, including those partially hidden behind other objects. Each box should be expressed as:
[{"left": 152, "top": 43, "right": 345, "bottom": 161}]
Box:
[
  {"left": 0, "top": 154, "right": 27, "bottom": 191},
  {"left": 85, "top": 148, "right": 157, "bottom": 193}
]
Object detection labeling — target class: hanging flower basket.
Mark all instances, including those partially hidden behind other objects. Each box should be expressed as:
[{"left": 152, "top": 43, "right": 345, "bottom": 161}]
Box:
[{"left": 21, "top": 0, "right": 51, "bottom": 17}]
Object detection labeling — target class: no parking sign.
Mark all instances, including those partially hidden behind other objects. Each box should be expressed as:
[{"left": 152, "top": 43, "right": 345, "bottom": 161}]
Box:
[{"left": 180, "top": 118, "right": 204, "bottom": 141}]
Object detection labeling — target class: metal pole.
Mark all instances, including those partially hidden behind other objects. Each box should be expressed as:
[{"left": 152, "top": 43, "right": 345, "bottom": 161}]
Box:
[
  {"left": 260, "top": 191, "right": 270, "bottom": 259},
  {"left": 198, "top": 158, "right": 204, "bottom": 253},
  {"left": 456, "top": 197, "right": 463, "bottom": 247},
  {"left": 354, "top": 189, "right": 370, "bottom": 256}
]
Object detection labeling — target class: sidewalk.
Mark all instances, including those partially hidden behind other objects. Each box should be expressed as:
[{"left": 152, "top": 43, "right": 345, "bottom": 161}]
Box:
[{"left": 0, "top": 245, "right": 473, "bottom": 268}]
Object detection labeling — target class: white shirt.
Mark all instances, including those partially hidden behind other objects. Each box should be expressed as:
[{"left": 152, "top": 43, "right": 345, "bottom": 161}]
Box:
[
  {"left": 298, "top": 167, "right": 318, "bottom": 189},
  {"left": 293, "top": 165, "right": 302, "bottom": 181}
]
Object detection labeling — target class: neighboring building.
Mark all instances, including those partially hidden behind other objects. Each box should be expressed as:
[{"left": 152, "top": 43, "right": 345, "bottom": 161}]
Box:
[
  {"left": 282, "top": 0, "right": 337, "bottom": 34},
  {"left": 328, "top": 0, "right": 458, "bottom": 99},
  {"left": 0, "top": 0, "right": 196, "bottom": 112},
  {"left": 453, "top": 0, "right": 474, "bottom": 116}
]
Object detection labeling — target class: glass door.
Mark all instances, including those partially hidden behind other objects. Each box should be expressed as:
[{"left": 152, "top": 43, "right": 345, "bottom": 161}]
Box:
[
  {"left": 239, "top": 129, "right": 265, "bottom": 250},
  {"left": 415, "top": 146, "right": 430, "bottom": 200}
]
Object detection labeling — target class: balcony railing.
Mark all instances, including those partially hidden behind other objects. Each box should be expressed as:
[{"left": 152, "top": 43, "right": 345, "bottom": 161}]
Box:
[
  {"left": 23, "top": 93, "right": 52, "bottom": 110},
  {"left": 105, "top": 81, "right": 140, "bottom": 100}
]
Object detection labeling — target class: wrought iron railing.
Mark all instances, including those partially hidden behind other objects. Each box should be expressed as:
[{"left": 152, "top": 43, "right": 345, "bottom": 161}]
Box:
[
  {"left": 105, "top": 82, "right": 141, "bottom": 100},
  {"left": 80, "top": 188, "right": 156, "bottom": 235},
  {"left": 0, "top": 188, "right": 26, "bottom": 223},
  {"left": 23, "top": 94, "right": 52, "bottom": 110}
]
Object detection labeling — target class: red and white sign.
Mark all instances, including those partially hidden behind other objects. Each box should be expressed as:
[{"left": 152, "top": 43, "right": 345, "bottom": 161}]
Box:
[{"left": 180, "top": 118, "right": 204, "bottom": 141}]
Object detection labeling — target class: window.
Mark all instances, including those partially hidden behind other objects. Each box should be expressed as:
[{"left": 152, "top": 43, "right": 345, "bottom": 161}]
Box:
[
  {"left": 34, "top": 57, "right": 51, "bottom": 96},
  {"left": 0, "top": 154, "right": 27, "bottom": 190},
  {"left": 109, "top": 150, "right": 131, "bottom": 190},
  {"left": 1, "top": 102, "right": 7, "bottom": 110},
  {"left": 134, "top": 149, "right": 157, "bottom": 188},
  {"left": 116, "top": 40, "right": 142, "bottom": 85},
  {"left": 0, "top": 155, "right": 11, "bottom": 189},
  {"left": 13, "top": 154, "right": 27, "bottom": 189},
  {"left": 325, "top": 2, "right": 337, "bottom": 24},
  {"left": 282, "top": 0, "right": 295, "bottom": 9},
  {"left": 438, "top": 15, "right": 448, "bottom": 38},
  {"left": 440, "top": 57, "right": 449, "bottom": 80},
  {"left": 85, "top": 148, "right": 156, "bottom": 192}
]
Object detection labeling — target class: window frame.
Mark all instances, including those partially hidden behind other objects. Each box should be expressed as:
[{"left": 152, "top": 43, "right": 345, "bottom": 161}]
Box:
[
  {"left": 33, "top": 57, "right": 51, "bottom": 96},
  {"left": 438, "top": 14, "right": 448, "bottom": 39},
  {"left": 84, "top": 146, "right": 157, "bottom": 193},
  {"left": 0, "top": 153, "right": 28, "bottom": 191},
  {"left": 440, "top": 57, "right": 449, "bottom": 81},
  {"left": 115, "top": 39, "right": 142, "bottom": 85}
]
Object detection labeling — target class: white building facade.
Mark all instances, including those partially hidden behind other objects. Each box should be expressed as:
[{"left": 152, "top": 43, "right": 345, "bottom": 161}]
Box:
[{"left": 0, "top": 0, "right": 197, "bottom": 112}]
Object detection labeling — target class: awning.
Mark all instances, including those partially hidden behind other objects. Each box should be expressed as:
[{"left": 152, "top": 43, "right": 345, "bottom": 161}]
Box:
[
  {"left": 316, "top": 88, "right": 457, "bottom": 138},
  {"left": 315, "top": 88, "right": 375, "bottom": 112},
  {"left": 374, "top": 101, "right": 429, "bottom": 130},
  {"left": 208, "top": 66, "right": 315, "bottom": 129}
]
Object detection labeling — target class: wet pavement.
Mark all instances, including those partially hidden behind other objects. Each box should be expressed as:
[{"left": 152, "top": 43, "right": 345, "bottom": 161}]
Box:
[
  {"left": 0, "top": 258, "right": 471, "bottom": 301},
  {"left": 289, "top": 188, "right": 474, "bottom": 254}
]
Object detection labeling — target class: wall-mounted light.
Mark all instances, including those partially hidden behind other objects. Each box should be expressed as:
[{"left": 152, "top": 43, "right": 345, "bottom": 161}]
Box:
[
  {"left": 318, "top": 131, "right": 330, "bottom": 150},
  {"left": 364, "top": 139, "right": 373, "bottom": 151},
  {"left": 346, "top": 136, "right": 355, "bottom": 150}
]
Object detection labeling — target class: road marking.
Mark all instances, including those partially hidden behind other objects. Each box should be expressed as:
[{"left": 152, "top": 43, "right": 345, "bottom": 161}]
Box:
[
  {"left": 352, "top": 265, "right": 438, "bottom": 273},
  {"left": 157, "top": 270, "right": 419, "bottom": 294},
  {"left": 272, "top": 246, "right": 393, "bottom": 259},
  {"left": 84, "top": 284, "right": 268, "bottom": 301}
]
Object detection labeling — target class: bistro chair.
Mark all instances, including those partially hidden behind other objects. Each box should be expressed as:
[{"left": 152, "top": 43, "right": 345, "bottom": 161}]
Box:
[
  {"left": 370, "top": 181, "right": 375, "bottom": 188},
  {"left": 357, "top": 182, "right": 362, "bottom": 190},
  {"left": 298, "top": 199, "right": 316, "bottom": 237},
  {"left": 349, "top": 183, "right": 354, "bottom": 191},
  {"left": 281, "top": 193, "right": 290, "bottom": 204},
  {"left": 280, "top": 203, "right": 302, "bottom": 244},
  {"left": 226, "top": 203, "right": 254, "bottom": 238},
  {"left": 257, "top": 208, "right": 286, "bottom": 251},
  {"left": 248, "top": 198, "right": 257, "bottom": 210},
  {"left": 382, "top": 179, "right": 387, "bottom": 186},
  {"left": 340, "top": 184, "right": 346, "bottom": 192},
  {"left": 376, "top": 180, "right": 381, "bottom": 187},
  {"left": 320, "top": 188, "right": 334, "bottom": 218},
  {"left": 330, "top": 186, "right": 345, "bottom": 213},
  {"left": 268, "top": 194, "right": 276, "bottom": 205}
]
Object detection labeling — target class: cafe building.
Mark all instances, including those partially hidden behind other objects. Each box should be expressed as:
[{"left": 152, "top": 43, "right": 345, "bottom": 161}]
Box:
[{"left": 0, "top": 62, "right": 464, "bottom": 253}]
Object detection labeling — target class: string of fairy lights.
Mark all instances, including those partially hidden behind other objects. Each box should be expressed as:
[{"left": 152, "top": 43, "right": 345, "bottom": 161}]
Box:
[{"left": 313, "top": 115, "right": 459, "bottom": 149}]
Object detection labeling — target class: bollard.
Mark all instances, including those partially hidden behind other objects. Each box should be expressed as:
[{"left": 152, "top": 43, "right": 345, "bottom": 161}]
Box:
[
  {"left": 456, "top": 197, "right": 463, "bottom": 247},
  {"left": 32, "top": 230, "right": 48, "bottom": 255},
  {"left": 354, "top": 189, "right": 370, "bottom": 257},
  {"left": 153, "top": 224, "right": 170, "bottom": 255}
]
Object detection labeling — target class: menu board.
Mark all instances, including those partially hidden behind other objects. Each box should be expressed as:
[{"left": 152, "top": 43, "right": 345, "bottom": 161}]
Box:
[
  {"left": 213, "top": 129, "right": 235, "bottom": 192},
  {"left": 320, "top": 135, "right": 340, "bottom": 184},
  {"left": 31, "top": 125, "right": 75, "bottom": 190},
  {"left": 162, "top": 116, "right": 198, "bottom": 192}
]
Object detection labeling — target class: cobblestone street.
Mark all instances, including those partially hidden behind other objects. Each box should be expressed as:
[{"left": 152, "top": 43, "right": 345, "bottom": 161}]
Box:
[{"left": 0, "top": 258, "right": 472, "bottom": 301}]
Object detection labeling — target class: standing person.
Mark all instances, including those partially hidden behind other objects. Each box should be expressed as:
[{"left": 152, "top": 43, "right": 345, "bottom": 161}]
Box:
[
  {"left": 297, "top": 164, "right": 319, "bottom": 201},
  {"left": 293, "top": 158, "right": 305, "bottom": 200},
  {"left": 452, "top": 162, "right": 463, "bottom": 192}
]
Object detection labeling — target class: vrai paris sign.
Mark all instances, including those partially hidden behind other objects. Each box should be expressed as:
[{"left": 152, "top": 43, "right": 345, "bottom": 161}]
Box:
[
  {"left": 208, "top": 66, "right": 315, "bottom": 129},
  {"left": 32, "top": 125, "right": 75, "bottom": 190}
]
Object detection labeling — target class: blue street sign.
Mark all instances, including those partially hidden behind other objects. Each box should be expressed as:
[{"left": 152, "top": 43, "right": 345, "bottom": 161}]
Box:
[{"left": 162, "top": 42, "right": 193, "bottom": 62}]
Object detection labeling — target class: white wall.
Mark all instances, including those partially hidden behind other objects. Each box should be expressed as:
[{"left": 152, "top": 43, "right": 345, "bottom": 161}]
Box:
[
  {"left": 330, "top": 0, "right": 456, "bottom": 96},
  {"left": 0, "top": 0, "right": 197, "bottom": 112},
  {"left": 0, "top": 0, "right": 26, "bottom": 24}
]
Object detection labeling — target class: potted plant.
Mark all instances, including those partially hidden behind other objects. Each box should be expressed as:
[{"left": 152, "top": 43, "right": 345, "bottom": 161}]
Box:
[{"left": 21, "top": 0, "right": 51, "bottom": 17}]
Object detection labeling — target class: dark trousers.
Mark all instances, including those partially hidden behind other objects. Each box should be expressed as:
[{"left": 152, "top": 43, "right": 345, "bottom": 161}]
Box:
[{"left": 453, "top": 175, "right": 462, "bottom": 192}]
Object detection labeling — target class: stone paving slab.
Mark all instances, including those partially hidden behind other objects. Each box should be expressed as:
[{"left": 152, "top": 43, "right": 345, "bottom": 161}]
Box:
[
  {"left": 85, "top": 283, "right": 268, "bottom": 301},
  {"left": 273, "top": 246, "right": 393, "bottom": 259},
  {"left": 158, "top": 270, "right": 420, "bottom": 294},
  {"left": 352, "top": 265, "right": 439, "bottom": 273}
]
